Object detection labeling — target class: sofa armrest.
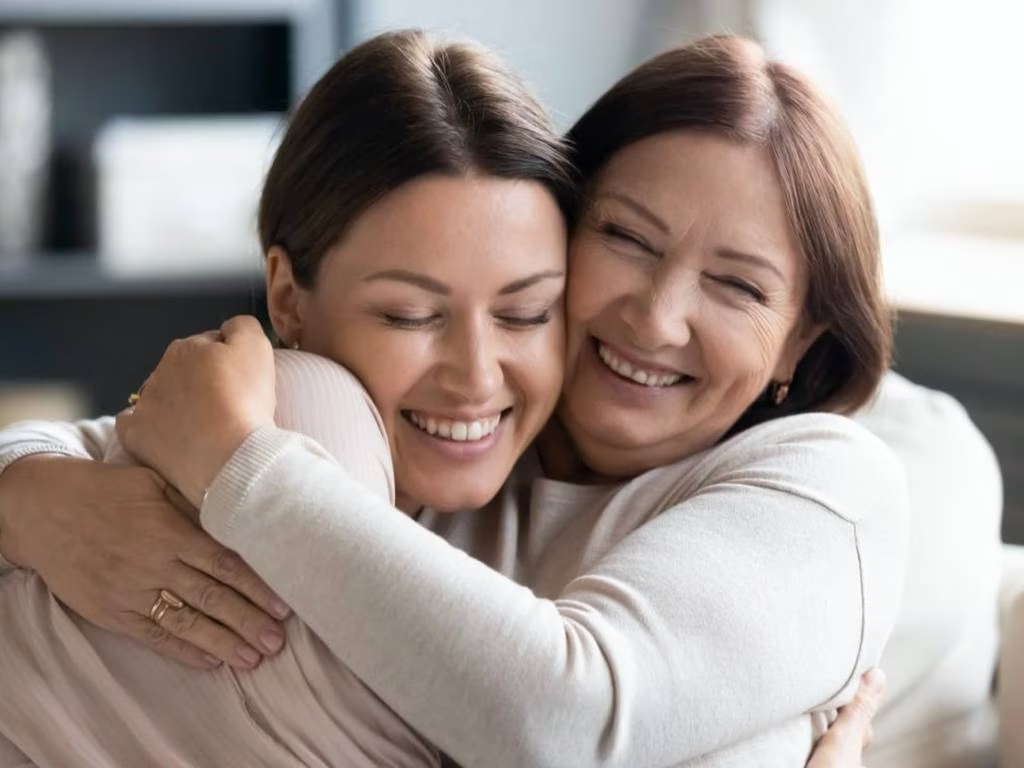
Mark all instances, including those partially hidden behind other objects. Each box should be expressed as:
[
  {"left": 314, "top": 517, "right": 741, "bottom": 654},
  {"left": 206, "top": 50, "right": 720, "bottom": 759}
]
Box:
[
  {"left": 998, "top": 544, "right": 1024, "bottom": 765},
  {"left": 1000, "top": 544, "right": 1024, "bottom": 626}
]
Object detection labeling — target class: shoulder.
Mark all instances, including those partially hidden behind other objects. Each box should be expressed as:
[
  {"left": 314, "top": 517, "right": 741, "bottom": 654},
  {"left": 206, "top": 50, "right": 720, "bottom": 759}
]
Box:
[
  {"left": 651, "top": 412, "right": 908, "bottom": 527},
  {"left": 273, "top": 349, "right": 385, "bottom": 435}
]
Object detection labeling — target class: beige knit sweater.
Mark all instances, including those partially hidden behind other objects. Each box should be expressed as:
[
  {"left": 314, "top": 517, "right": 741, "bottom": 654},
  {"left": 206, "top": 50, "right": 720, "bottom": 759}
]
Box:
[{"left": 0, "top": 351, "right": 910, "bottom": 767}]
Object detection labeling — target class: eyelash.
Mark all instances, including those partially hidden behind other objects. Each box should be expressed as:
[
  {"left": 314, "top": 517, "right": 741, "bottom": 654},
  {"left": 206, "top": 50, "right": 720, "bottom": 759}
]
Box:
[
  {"left": 380, "top": 311, "right": 552, "bottom": 330},
  {"left": 381, "top": 314, "right": 438, "bottom": 329},
  {"left": 713, "top": 276, "right": 766, "bottom": 303},
  {"left": 600, "top": 222, "right": 657, "bottom": 255}
]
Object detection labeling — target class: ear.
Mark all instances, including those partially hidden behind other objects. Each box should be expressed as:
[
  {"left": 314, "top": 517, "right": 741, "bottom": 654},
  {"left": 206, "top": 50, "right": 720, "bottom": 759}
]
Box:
[
  {"left": 265, "top": 246, "right": 308, "bottom": 347},
  {"left": 773, "top": 318, "right": 828, "bottom": 383}
]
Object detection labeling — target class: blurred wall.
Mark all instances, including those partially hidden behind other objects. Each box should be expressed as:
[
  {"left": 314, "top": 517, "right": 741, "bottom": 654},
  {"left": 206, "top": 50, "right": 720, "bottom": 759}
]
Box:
[{"left": 346, "top": 0, "right": 747, "bottom": 129}]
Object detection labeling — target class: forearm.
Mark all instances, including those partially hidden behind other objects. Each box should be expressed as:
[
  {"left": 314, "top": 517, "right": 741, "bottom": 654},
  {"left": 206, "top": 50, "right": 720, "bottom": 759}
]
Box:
[
  {"left": 0, "top": 418, "right": 116, "bottom": 571},
  {"left": 203, "top": 423, "right": 903, "bottom": 768}
]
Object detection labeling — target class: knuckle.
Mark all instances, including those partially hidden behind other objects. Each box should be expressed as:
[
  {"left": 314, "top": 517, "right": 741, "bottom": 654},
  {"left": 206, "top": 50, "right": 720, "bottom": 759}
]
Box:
[
  {"left": 197, "top": 582, "right": 228, "bottom": 614},
  {"left": 210, "top": 550, "right": 244, "bottom": 581},
  {"left": 165, "top": 605, "right": 201, "bottom": 635},
  {"left": 142, "top": 622, "right": 172, "bottom": 646}
]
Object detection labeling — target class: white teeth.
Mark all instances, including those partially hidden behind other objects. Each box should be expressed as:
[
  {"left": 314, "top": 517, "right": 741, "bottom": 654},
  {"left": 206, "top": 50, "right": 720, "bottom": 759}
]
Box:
[
  {"left": 597, "top": 343, "right": 684, "bottom": 387},
  {"left": 407, "top": 412, "right": 501, "bottom": 442}
]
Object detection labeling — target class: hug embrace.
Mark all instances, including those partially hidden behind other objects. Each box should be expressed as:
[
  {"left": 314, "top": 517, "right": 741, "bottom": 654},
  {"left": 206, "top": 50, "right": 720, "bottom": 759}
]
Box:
[{"left": 0, "top": 27, "right": 993, "bottom": 768}]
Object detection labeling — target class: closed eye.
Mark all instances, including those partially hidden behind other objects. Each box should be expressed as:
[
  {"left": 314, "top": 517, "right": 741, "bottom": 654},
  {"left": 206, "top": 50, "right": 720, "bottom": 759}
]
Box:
[
  {"left": 497, "top": 311, "right": 552, "bottom": 329},
  {"left": 599, "top": 222, "right": 658, "bottom": 255},
  {"left": 711, "top": 275, "right": 766, "bottom": 303},
  {"left": 380, "top": 313, "right": 440, "bottom": 329}
]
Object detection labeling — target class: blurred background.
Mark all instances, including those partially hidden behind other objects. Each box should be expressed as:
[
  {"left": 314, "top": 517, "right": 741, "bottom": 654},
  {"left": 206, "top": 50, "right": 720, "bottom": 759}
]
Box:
[{"left": 0, "top": 0, "right": 1021, "bottom": 538}]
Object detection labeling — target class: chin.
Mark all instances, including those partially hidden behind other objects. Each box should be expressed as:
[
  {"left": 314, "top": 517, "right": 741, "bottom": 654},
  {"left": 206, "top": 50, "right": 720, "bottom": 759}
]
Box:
[{"left": 408, "top": 476, "right": 505, "bottom": 514}]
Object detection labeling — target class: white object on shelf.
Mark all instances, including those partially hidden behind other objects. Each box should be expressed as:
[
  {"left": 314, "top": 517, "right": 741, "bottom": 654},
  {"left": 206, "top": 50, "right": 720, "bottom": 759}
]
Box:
[
  {"left": 0, "top": 382, "right": 88, "bottom": 429},
  {"left": 95, "top": 114, "right": 283, "bottom": 278}
]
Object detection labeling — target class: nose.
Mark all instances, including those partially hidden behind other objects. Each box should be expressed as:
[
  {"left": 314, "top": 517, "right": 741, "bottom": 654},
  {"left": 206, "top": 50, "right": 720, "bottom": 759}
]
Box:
[
  {"left": 620, "top": 271, "right": 695, "bottom": 351},
  {"left": 435, "top": 316, "right": 504, "bottom": 404}
]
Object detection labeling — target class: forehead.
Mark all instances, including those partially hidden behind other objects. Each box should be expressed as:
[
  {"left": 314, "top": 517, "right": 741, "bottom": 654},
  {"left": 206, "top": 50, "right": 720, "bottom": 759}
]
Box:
[
  {"left": 591, "top": 131, "right": 800, "bottom": 266},
  {"left": 318, "top": 174, "right": 567, "bottom": 291}
]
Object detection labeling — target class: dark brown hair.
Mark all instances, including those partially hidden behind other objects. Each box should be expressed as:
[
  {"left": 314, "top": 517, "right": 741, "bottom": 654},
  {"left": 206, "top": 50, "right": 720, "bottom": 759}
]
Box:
[
  {"left": 566, "top": 35, "right": 891, "bottom": 425},
  {"left": 259, "top": 29, "right": 576, "bottom": 288}
]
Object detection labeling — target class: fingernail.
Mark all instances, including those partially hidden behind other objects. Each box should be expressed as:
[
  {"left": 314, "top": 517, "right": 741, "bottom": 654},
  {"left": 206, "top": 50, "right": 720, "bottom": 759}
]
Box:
[
  {"left": 203, "top": 654, "right": 223, "bottom": 668},
  {"left": 237, "top": 645, "right": 261, "bottom": 666},
  {"left": 863, "top": 668, "right": 886, "bottom": 691},
  {"left": 260, "top": 630, "right": 284, "bottom": 654},
  {"left": 271, "top": 598, "right": 291, "bottom": 619}
]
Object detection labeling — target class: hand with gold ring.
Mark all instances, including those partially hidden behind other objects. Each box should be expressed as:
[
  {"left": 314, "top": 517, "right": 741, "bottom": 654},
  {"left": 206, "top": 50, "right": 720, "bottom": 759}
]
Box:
[
  {"left": 0, "top": 455, "right": 291, "bottom": 670},
  {"left": 150, "top": 589, "right": 185, "bottom": 624}
]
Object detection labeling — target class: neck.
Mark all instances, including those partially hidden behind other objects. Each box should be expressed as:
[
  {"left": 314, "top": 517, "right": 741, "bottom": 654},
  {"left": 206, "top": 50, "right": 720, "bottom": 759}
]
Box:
[
  {"left": 394, "top": 492, "right": 421, "bottom": 517},
  {"left": 536, "top": 418, "right": 609, "bottom": 484}
]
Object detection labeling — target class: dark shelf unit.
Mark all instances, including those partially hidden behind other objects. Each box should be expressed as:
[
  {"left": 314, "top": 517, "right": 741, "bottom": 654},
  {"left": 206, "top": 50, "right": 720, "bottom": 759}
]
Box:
[{"left": 0, "top": 1, "right": 338, "bottom": 415}]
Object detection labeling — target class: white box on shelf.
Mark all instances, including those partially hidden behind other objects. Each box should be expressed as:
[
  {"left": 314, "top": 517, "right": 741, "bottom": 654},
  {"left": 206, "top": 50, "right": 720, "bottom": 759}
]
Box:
[{"left": 95, "top": 114, "right": 283, "bottom": 278}]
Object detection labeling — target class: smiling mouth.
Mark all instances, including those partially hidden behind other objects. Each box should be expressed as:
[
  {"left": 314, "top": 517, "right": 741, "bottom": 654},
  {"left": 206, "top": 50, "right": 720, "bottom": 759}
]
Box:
[
  {"left": 595, "top": 340, "right": 695, "bottom": 388},
  {"left": 402, "top": 410, "right": 509, "bottom": 442}
]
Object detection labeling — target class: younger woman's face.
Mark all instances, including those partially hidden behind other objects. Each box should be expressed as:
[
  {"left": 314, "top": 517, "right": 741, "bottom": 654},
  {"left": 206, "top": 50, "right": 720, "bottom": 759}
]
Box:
[
  {"left": 560, "top": 131, "right": 822, "bottom": 477},
  {"left": 276, "top": 174, "right": 567, "bottom": 513}
]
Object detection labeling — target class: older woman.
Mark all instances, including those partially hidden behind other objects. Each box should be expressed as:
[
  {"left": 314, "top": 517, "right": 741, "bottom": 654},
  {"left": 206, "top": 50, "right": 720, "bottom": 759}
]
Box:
[{"left": 0, "top": 34, "right": 903, "bottom": 767}]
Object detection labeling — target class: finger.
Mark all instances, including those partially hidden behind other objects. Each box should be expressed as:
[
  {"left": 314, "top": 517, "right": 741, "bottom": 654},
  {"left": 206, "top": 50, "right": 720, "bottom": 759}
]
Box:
[
  {"left": 185, "top": 329, "right": 224, "bottom": 347},
  {"left": 220, "top": 315, "right": 266, "bottom": 346},
  {"left": 852, "top": 668, "right": 886, "bottom": 745},
  {"left": 122, "top": 613, "right": 223, "bottom": 670},
  {"left": 182, "top": 537, "right": 291, "bottom": 621},
  {"left": 148, "top": 596, "right": 264, "bottom": 669},
  {"left": 174, "top": 554, "right": 289, "bottom": 652}
]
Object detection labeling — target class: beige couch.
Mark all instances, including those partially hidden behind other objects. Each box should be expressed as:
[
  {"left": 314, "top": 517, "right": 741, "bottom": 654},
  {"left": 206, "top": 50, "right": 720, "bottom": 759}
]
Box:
[
  {"left": 999, "top": 547, "right": 1024, "bottom": 766},
  {"left": 856, "top": 373, "right": 1018, "bottom": 767}
]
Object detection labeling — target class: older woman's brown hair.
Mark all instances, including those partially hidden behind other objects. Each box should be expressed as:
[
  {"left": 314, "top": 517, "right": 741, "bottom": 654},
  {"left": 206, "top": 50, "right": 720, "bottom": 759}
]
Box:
[
  {"left": 566, "top": 34, "right": 890, "bottom": 429},
  {"left": 259, "top": 29, "right": 576, "bottom": 289}
]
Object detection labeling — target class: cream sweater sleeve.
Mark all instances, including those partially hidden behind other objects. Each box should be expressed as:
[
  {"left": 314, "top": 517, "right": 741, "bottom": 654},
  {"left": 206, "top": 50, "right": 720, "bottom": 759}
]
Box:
[{"left": 201, "top": 414, "right": 910, "bottom": 768}]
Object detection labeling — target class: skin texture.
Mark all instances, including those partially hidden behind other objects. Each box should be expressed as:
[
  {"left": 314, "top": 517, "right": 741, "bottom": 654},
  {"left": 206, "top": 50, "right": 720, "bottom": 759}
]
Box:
[
  {"left": 558, "top": 131, "right": 824, "bottom": 478},
  {"left": 268, "top": 173, "right": 567, "bottom": 514}
]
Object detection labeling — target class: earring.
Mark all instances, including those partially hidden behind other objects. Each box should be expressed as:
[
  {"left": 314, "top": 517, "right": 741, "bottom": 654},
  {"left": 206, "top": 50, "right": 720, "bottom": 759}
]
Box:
[
  {"left": 291, "top": 340, "right": 300, "bottom": 351},
  {"left": 771, "top": 380, "right": 791, "bottom": 406}
]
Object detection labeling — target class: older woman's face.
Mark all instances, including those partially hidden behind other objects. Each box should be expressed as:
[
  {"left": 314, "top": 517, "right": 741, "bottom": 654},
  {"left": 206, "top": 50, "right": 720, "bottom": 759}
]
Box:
[
  {"left": 281, "top": 174, "right": 566, "bottom": 513},
  {"left": 560, "top": 131, "right": 822, "bottom": 477}
]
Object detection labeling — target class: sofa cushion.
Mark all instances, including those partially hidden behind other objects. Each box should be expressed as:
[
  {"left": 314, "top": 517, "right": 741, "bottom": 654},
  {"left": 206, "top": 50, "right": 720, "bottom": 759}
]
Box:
[{"left": 855, "top": 372, "right": 1003, "bottom": 768}]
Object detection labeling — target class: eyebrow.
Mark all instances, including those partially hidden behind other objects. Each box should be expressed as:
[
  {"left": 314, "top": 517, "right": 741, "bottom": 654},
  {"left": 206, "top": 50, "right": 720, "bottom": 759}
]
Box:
[
  {"left": 715, "top": 247, "right": 787, "bottom": 282},
  {"left": 364, "top": 269, "right": 564, "bottom": 295},
  {"left": 364, "top": 270, "right": 450, "bottom": 294},
  {"left": 498, "top": 270, "right": 565, "bottom": 295},
  {"left": 596, "top": 192, "right": 670, "bottom": 234}
]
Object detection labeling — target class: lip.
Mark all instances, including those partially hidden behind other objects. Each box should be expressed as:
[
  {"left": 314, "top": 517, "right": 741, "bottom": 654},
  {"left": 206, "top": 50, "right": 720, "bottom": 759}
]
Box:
[
  {"left": 400, "top": 409, "right": 510, "bottom": 460},
  {"left": 587, "top": 336, "right": 695, "bottom": 400}
]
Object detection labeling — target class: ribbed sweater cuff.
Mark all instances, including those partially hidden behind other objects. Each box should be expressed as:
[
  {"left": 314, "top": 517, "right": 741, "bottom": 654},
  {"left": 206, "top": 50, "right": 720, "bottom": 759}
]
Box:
[{"left": 200, "top": 425, "right": 296, "bottom": 546}]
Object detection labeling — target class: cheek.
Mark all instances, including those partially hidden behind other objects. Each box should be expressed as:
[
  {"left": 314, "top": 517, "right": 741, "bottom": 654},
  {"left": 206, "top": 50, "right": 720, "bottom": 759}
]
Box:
[
  {"left": 566, "top": 245, "right": 626, "bottom": 328},
  {"left": 702, "top": 309, "right": 792, "bottom": 383}
]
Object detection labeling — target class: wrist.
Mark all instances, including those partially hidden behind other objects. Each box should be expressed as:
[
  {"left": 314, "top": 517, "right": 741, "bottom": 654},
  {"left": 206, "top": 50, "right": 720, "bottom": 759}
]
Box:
[
  {"left": 0, "top": 454, "right": 60, "bottom": 568},
  {"left": 184, "top": 423, "right": 260, "bottom": 509}
]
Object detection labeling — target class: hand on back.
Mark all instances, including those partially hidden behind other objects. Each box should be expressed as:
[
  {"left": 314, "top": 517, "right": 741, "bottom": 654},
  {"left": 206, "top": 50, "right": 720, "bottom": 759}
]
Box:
[{"left": 0, "top": 454, "right": 289, "bottom": 669}]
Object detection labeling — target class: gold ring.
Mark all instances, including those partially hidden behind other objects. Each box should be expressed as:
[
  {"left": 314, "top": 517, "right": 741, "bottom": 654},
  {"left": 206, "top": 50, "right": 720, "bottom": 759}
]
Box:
[
  {"left": 149, "top": 589, "right": 185, "bottom": 625},
  {"left": 127, "top": 392, "right": 141, "bottom": 406}
]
